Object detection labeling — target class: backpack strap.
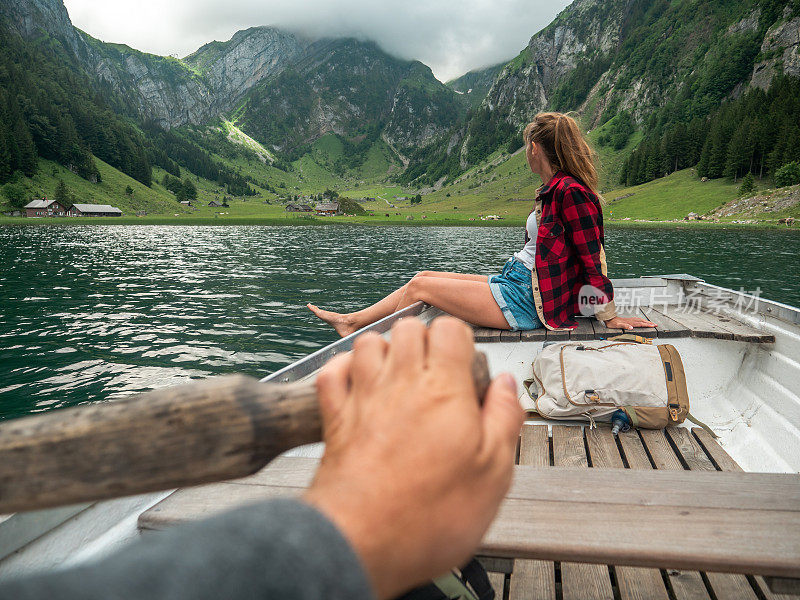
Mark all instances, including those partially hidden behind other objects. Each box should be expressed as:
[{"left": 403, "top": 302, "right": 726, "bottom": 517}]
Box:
[
  {"left": 400, "top": 559, "right": 495, "bottom": 600},
  {"left": 622, "top": 406, "right": 640, "bottom": 428},
  {"left": 685, "top": 412, "right": 719, "bottom": 438},
  {"left": 607, "top": 334, "right": 652, "bottom": 344},
  {"left": 458, "top": 559, "right": 495, "bottom": 600},
  {"left": 432, "top": 573, "right": 480, "bottom": 600}
]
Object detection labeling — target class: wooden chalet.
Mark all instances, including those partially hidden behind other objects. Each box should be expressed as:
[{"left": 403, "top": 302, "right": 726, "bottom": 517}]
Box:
[
  {"left": 23, "top": 199, "right": 69, "bottom": 218},
  {"left": 315, "top": 201, "right": 341, "bottom": 216},
  {"left": 70, "top": 204, "right": 122, "bottom": 217},
  {"left": 285, "top": 203, "right": 313, "bottom": 213}
]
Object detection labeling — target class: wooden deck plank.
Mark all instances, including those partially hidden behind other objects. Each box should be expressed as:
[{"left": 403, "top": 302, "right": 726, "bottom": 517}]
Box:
[
  {"left": 638, "top": 429, "right": 684, "bottom": 470},
  {"left": 704, "top": 573, "right": 759, "bottom": 600},
  {"left": 667, "top": 428, "right": 759, "bottom": 600},
  {"left": 501, "top": 330, "right": 523, "bottom": 342},
  {"left": 139, "top": 482, "right": 298, "bottom": 530},
  {"left": 665, "top": 428, "right": 716, "bottom": 472},
  {"left": 757, "top": 576, "right": 800, "bottom": 600},
  {"left": 569, "top": 318, "right": 596, "bottom": 341},
  {"left": 473, "top": 327, "right": 502, "bottom": 343},
  {"left": 509, "top": 557, "right": 556, "bottom": 600},
  {"left": 585, "top": 427, "right": 625, "bottom": 469},
  {"left": 658, "top": 307, "right": 735, "bottom": 340},
  {"left": 517, "top": 424, "right": 550, "bottom": 469},
  {"left": 668, "top": 572, "right": 714, "bottom": 600},
  {"left": 588, "top": 428, "right": 670, "bottom": 600},
  {"left": 552, "top": 426, "right": 615, "bottom": 600},
  {"left": 640, "top": 307, "right": 691, "bottom": 338},
  {"left": 503, "top": 470, "right": 800, "bottom": 511},
  {"left": 552, "top": 426, "right": 589, "bottom": 468},
  {"left": 591, "top": 318, "right": 625, "bottom": 339},
  {"left": 615, "top": 307, "right": 659, "bottom": 339},
  {"left": 138, "top": 457, "right": 800, "bottom": 579},
  {"left": 691, "top": 299, "right": 775, "bottom": 343},
  {"left": 142, "top": 461, "right": 800, "bottom": 517},
  {"left": 509, "top": 424, "right": 556, "bottom": 600},
  {"left": 481, "top": 499, "right": 800, "bottom": 577},
  {"left": 700, "top": 309, "right": 774, "bottom": 343},
  {"left": 639, "top": 429, "right": 713, "bottom": 600},
  {"left": 488, "top": 571, "right": 506, "bottom": 598},
  {"left": 691, "top": 429, "right": 742, "bottom": 473},
  {"left": 544, "top": 328, "right": 571, "bottom": 342},
  {"left": 616, "top": 430, "right": 654, "bottom": 470},
  {"left": 687, "top": 431, "right": 795, "bottom": 600},
  {"left": 520, "top": 328, "right": 547, "bottom": 342}
]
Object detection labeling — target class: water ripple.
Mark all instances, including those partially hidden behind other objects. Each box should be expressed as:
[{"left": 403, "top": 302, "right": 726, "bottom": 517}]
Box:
[{"left": 0, "top": 224, "right": 797, "bottom": 420}]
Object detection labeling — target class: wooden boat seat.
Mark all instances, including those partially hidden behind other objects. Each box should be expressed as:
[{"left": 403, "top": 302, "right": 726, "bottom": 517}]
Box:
[
  {"left": 473, "top": 305, "right": 775, "bottom": 344},
  {"left": 138, "top": 427, "right": 799, "bottom": 599}
]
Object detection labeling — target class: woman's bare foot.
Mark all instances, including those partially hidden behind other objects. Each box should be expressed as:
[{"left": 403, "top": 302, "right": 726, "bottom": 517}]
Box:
[{"left": 307, "top": 304, "right": 360, "bottom": 337}]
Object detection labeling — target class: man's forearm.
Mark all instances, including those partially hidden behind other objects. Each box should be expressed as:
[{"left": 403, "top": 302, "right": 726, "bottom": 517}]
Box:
[{"left": 0, "top": 499, "right": 375, "bottom": 600}]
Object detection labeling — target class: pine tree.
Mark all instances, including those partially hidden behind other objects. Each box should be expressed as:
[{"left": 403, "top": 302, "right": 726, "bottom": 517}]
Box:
[
  {"left": 738, "top": 172, "right": 755, "bottom": 197},
  {"left": 14, "top": 120, "right": 37, "bottom": 178},
  {"left": 724, "top": 120, "right": 751, "bottom": 181},
  {"left": 0, "top": 123, "right": 10, "bottom": 184},
  {"left": 54, "top": 179, "right": 70, "bottom": 208},
  {"left": 182, "top": 178, "right": 197, "bottom": 201}
]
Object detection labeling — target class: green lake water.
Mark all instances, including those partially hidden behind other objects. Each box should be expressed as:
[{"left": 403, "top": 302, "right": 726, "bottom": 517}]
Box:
[{"left": 1, "top": 224, "right": 798, "bottom": 420}]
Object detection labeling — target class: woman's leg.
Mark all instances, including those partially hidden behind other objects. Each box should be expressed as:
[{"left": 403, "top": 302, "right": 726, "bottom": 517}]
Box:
[
  {"left": 413, "top": 270, "right": 489, "bottom": 283},
  {"left": 396, "top": 276, "right": 509, "bottom": 329},
  {"left": 307, "top": 271, "right": 491, "bottom": 336}
]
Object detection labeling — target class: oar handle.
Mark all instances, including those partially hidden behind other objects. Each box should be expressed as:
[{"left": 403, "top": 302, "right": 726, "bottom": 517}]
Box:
[{"left": 0, "top": 353, "right": 491, "bottom": 514}]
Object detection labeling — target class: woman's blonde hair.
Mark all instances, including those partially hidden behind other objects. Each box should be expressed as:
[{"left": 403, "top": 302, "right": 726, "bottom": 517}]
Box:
[{"left": 522, "top": 112, "right": 600, "bottom": 195}]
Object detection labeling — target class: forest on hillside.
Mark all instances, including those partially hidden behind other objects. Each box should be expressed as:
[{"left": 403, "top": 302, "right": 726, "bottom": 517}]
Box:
[
  {"left": 620, "top": 77, "right": 800, "bottom": 187},
  {"left": 0, "top": 27, "right": 258, "bottom": 203}
]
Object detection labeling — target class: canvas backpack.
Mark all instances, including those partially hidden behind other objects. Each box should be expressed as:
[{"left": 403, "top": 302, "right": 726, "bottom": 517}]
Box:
[{"left": 525, "top": 335, "right": 712, "bottom": 433}]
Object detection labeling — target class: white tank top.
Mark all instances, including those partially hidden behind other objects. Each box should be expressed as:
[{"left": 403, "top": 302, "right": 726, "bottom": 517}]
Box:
[{"left": 513, "top": 211, "right": 538, "bottom": 270}]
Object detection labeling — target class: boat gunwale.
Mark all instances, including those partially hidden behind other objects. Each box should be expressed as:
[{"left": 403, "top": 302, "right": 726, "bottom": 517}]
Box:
[{"left": 260, "top": 301, "right": 441, "bottom": 384}]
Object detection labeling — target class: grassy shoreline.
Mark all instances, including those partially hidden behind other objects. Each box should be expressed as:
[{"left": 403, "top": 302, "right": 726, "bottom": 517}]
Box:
[{"left": 1, "top": 215, "right": 798, "bottom": 230}]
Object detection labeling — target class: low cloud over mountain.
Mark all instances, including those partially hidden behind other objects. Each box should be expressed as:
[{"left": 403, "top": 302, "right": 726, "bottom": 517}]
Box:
[{"left": 63, "top": 0, "right": 569, "bottom": 81}]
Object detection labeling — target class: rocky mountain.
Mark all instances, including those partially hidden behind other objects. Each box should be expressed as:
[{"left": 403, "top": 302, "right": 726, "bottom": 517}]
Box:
[
  {"left": 401, "top": 0, "right": 800, "bottom": 187},
  {"left": 2, "top": 0, "right": 209, "bottom": 128},
  {"left": 3, "top": 0, "right": 799, "bottom": 193},
  {"left": 234, "top": 38, "right": 463, "bottom": 154},
  {"left": 0, "top": 0, "right": 465, "bottom": 159},
  {"left": 445, "top": 62, "right": 506, "bottom": 109}
]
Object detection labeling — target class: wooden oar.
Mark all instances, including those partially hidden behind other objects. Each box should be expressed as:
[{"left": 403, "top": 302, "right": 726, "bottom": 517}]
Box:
[{"left": 0, "top": 353, "right": 491, "bottom": 514}]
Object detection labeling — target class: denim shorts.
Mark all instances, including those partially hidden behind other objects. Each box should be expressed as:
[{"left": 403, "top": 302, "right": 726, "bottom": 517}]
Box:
[{"left": 488, "top": 257, "right": 544, "bottom": 331}]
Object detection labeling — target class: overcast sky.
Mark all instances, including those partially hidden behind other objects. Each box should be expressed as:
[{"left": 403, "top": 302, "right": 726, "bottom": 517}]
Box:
[{"left": 62, "top": 0, "right": 571, "bottom": 82}]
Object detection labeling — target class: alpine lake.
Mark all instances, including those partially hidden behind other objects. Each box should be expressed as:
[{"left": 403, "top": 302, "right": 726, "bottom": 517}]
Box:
[{"left": 1, "top": 224, "right": 798, "bottom": 420}]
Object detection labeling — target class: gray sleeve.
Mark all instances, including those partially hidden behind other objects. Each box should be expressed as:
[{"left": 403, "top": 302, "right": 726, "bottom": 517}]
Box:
[{"left": 0, "top": 498, "right": 376, "bottom": 600}]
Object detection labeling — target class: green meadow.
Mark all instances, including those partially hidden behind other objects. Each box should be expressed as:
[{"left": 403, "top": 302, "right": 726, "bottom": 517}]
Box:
[{"left": 2, "top": 122, "right": 798, "bottom": 229}]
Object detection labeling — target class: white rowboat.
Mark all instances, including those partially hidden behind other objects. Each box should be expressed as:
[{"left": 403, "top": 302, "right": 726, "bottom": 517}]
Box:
[{"left": 1, "top": 274, "right": 798, "bottom": 597}]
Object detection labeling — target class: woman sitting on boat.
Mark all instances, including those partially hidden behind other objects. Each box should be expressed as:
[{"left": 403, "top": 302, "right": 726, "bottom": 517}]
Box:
[{"left": 309, "top": 112, "right": 655, "bottom": 335}]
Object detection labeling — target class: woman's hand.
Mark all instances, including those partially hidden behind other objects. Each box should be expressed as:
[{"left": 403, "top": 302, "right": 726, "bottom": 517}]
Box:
[{"left": 603, "top": 316, "right": 656, "bottom": 330}]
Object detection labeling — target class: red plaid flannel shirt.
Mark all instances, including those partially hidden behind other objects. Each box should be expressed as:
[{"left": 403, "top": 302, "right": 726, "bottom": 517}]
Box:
[{"left": 530, "top": 171, "right": 615, "bottom": 329}]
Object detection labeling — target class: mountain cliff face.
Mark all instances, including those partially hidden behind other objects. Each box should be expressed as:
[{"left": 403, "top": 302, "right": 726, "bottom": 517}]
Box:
[
  {"left": 184, "top": 27, "right": 309, "bottom": 108},
  {"left": 402, "top": 0, "right": 800, "bottom": 187},
  {"left": 234, "top": 39, "right": 463, "bottom": 153},
  {"left": 446, "top": 62, "right": 506, "bottom": 109},
  {"left": 0, "top": 0, "right": 464, "bottom": 154},
  {"left": 483, "top": 0, "right": 629, "bottom": 123},
  {"left": 1, "top": 0, "right": 213, "bottom": 127},
  {"left": 751, "top": 10, "right": 800, "bottom": 89}
]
